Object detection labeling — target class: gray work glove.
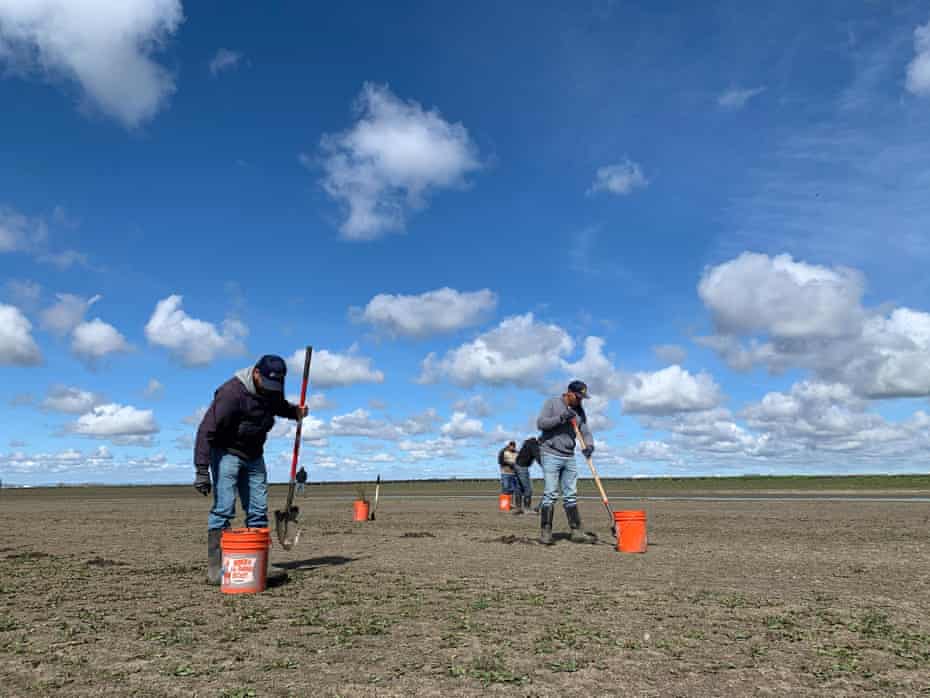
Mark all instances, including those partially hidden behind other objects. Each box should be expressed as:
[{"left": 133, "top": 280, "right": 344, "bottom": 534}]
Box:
[
  {"left": 194, "top": 465, "right": 211, "bottom": 496},
  {"left": 560, "top": 410, "right": 576, "bottom": 424},
  {"left": 582, "top": 445, "right": 594, "bottom": 458}
]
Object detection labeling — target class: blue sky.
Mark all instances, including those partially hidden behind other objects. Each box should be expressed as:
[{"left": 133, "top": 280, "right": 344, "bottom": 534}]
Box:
[{"left": 3, "top": 1, "right": 930, "bottom": 485}]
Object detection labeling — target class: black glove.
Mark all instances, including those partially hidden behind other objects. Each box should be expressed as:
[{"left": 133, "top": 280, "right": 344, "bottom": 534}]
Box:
[
  {"left": 560, "top": 410, "right": 576, "bottom": 424},
  {"left": 194, "top": 465, "right": 211, "bottom": 496},
  {"left": 582, "top": 445, "right": 594, "bottom": 458}
]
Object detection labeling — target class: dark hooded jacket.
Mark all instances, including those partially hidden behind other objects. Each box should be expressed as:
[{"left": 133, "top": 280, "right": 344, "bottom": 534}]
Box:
[
  {"left": 515, "top": 437, "right": 541, "bottom": 469},
  {"left": 194, "top": 366, "right": 300, "bottom": 466}
]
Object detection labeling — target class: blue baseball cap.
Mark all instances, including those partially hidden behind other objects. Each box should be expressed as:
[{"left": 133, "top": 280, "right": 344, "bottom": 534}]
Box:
[
  {"left": 567, "top": 380, "right": 589, "bottom": 399},
  {"left": 255, "top": 355, "right": 287, "bottom": 392}
]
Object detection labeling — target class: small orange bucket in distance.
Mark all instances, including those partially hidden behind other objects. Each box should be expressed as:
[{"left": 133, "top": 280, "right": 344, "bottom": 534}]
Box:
[
  {"left": 498, "top": 493, "right": 511, "bottom": 512},
  {"left": 353, "top": 500, "right": 370, "bottom": 521},
  {"left": 221, "top": 527, "right": 270, "bottom": 594},
  {"left": 614, "top": 510, "right": 647, "bottom": 553}
]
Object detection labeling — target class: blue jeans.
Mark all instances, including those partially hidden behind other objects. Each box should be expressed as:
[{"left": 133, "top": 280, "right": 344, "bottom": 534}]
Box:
[
  {"left": 540, "top": 450, "right": 577, "bottom": 508},
  {"left": 513, "top": 465, "right": 532, "bottom": 499},
  {"left": 500, "top": 473, "right": 516, "bottom": 494},
  {"left": 208, "top": 450, "right": 268, "bottom": 530}
]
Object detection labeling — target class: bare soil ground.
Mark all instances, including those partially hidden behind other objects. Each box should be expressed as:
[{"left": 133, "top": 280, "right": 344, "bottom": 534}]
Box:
[{"left": 1, "top": 483, "right": 929, "bottom": 697}]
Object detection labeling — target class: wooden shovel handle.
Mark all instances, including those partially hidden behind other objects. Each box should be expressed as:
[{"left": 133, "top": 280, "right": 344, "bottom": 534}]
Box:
[{"left": 572, "top": 420, "right": 611, "bottom": 509}]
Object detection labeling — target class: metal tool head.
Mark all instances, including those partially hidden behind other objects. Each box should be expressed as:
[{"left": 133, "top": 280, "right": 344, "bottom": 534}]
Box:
[{"left": 274, "top": 506, "right": 301, "bottom": 550}]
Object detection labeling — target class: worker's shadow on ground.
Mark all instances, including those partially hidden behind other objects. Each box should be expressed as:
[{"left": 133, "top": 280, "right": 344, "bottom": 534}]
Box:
[
  {"left": 266, "top": 556, "right": 358, "bottom": 588},
  {"left": 271, "top": 555, "right": 358, "bottom": 571}
]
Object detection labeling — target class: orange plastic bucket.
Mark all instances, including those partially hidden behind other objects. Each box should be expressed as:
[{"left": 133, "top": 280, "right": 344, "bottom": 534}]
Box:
[
  {"left": 353, "top": 500, "right": 370, "bottom": 521},
  {"left": 221, "top": 527, "right": 270, "bottom": 594},
  {"left": 498, "top": 493, "right": 511, "bottom": 512},
  {"left": 614, "top": 510, "right": 647, "bottom": 553}
]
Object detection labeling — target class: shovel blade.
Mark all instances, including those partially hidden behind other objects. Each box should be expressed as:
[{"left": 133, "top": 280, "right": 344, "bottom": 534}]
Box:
[{"left": 274, "top": 506, "right": 301, "bottom": 550}]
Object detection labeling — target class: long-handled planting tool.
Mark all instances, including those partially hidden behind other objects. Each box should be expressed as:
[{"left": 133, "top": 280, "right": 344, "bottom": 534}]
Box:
[
  {"left": 572, "top": 419, "right": 617, "bottom": 538},
  {"left": 369, "top": 474, "right": 381, "bottom": 521},
  {"left": 274, "top": 345, "right": 312, "bottom": 550}
]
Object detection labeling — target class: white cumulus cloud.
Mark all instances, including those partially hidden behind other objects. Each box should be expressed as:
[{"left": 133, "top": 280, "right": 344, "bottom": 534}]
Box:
[
  {"left": 145, "top": 295, "right": 247, "bottom": 366},
  {"left": 699, "top": 253, "right": 864, "bottom": 339},
  {"left": 845, "top": 308, "right": 930, "bottom": 398},
  {"left": 0, "top": 303, "right": 42, "bottom": 366},
  {"left": 562, "top": 336, "right": 629, "bottom": 399},
  {"left": 622, "top": 365, "right": 723, "bottom": 415},
  {"left": 698, "top": 253, "right": 930, "bottom": 399},
  {"left": 587, "top": 159, "right": 648, "bottom": 196},
  {"left": 353, "top": 287, "right": 497, "bottom": 338},
  {"left": 319, "top": 82, "right": 482, "bottom": 239},
  {"left": 742, "top": 381, "right": 921, "bottom": 455},
  {"left": 288, "top": 345, "right": 384, "bottom": 389},
  {"left": 0, "top": 0, "right": 184, "bottom": 127},
  {"left": 68, "top": 403, "right": 159, "bottom": 443},
  {"left": 420, "top": 313, "right": 573, "bottom": 388},
  {"left": 441, "top": 411, "right": 484, "bottom": 440},
  {"left": 71, "top": 318, "right": 131, "bottom": 362}
]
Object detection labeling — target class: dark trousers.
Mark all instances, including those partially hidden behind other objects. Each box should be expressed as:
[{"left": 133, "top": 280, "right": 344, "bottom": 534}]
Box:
[{"left": 513, "top": 465, "right": 532, "bottom": 499}]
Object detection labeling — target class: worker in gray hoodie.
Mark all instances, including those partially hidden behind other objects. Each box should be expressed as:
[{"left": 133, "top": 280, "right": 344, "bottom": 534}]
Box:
[
  {"left": 535, "top": 380, "right": 594, "bottom": 545},
  {"left": 194, "top": 355, "right": 308, "bottom": 584}
]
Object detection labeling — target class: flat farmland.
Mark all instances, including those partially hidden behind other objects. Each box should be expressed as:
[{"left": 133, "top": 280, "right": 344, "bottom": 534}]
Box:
[{"left": 1, "top": 478, "right": 929, "bottom": 696}]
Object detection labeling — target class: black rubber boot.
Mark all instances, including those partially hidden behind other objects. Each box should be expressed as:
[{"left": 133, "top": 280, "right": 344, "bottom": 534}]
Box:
[
  {"left": 539, "top": 505, "right": 554, "bottom": 545},
  {"left": 565, "top": 505, "right": 587, "bottom": 543},
  {"left": 207, "top": 529, "right": 222, "bottom": 585},
  {"left": 511, "top": 493, "right": 524, "bottom": 515},
  {"left": 524, "top": 496, "right": 533, "bottom": 512}
]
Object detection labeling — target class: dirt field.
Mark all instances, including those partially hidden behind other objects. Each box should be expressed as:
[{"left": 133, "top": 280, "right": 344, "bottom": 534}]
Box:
[{"left": 1, "top": 482, "right": 929, "bottom": 697}]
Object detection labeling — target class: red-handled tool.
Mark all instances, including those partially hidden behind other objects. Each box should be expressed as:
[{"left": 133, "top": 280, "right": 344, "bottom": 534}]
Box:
[{"left": 274, "top": 345, "right": 312, "bottom": 549}]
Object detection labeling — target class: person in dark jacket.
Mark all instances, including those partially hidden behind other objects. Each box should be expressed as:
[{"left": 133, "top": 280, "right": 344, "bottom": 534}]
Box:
[
  {"left": 535, "top": 380, "right": 594, "bottom": 545},
  {"left": 194, "top": 355, "right": 307, "bottom": 584},
  {"left": 296, "top": 466, "right": 308, "bottom": 495},
  {"left": 511, "top": 436, "right": 540, "bottom": 515}
]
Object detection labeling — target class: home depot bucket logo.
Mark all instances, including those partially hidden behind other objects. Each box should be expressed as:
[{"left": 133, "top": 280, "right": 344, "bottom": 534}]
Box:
[{"left": 223, "top": 554, "right": 257, "bottom": 585}]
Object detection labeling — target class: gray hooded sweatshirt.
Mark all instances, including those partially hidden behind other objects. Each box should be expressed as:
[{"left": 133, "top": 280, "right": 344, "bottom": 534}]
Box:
[{"left": 536, "top": 396, "right": 594, "bottom": 457}]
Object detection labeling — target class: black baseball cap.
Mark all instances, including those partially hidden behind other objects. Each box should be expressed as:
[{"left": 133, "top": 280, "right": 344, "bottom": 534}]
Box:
[
  {"left": 567, "top": 380, "right": 589, "bottom": 399},
  {"left": 255, "top": 355, "right": 287, "bottom": 392}
]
